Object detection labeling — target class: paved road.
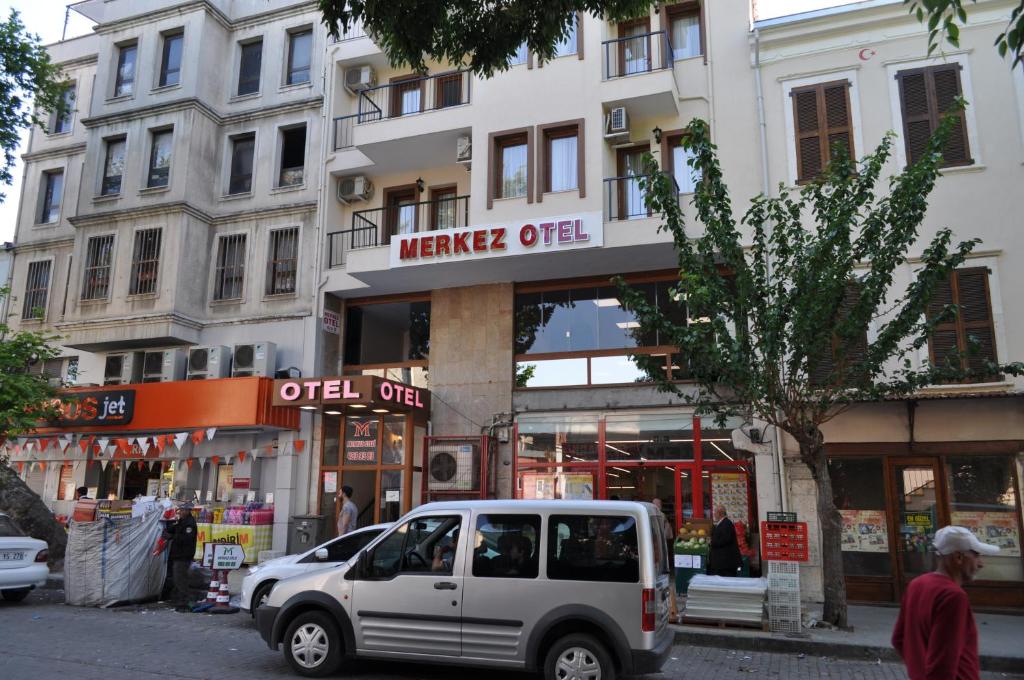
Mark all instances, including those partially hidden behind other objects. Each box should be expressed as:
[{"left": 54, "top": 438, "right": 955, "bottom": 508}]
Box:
[{"left": 2, "top": 588, "right": 1021, "bottom": 680}]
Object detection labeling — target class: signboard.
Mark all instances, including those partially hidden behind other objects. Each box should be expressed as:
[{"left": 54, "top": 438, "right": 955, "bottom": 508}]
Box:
[
  {"left": 344, "top": 417, "right": 378, "bottom": 463},
  {"left": 840, "top": 510, "right": 889, "bottom": 553},
  {"left": 202, "top": 542, "right": 215, "bottom": 567},
  {"left": 211, "top": 543, "right": 245, "bottom": 570},
  {"left": 389, "top": 211, "right": 603, "bottom": 268},
  {"left": 323, "top": 471, "right": 338, "bottom": 494},
  {"left": 232, "top": 477, "right": 251, "bottom": 490},
  {"left": 760, "top": 521, "right": 809, "bottom": 562},
  {"left": 271, "top": 375, "right": 430, "bottom": 415},
  {"left": 385, "top": 489, "right": 400, "bottom": 503},
  {"left": 711, "top": 472, "right": 749, "bottom": 525},
  {"left": 768, "top": 511, "right": 797, "bottom": 523},
  {"left": 951, "top": 511, "right": 1021, "bottom": 556},
  {"left": 52, "top": 390, "right": 135, "bottom": 426},
  {"left": 322, "top": 310, "right": 340, "bottom": 335}
]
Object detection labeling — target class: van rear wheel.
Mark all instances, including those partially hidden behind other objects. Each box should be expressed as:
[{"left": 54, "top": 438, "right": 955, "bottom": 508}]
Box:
[
  {"left": 282, "top": 611, "right": 342, "bottom": 677},
  {"left": 544, "top": 633, "right": 616, "bottom": 680}
]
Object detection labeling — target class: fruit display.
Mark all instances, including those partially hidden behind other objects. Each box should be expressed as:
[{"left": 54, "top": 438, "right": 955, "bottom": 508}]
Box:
[{"left": 675, "top": 520, "right": 712, "bottom": 552}]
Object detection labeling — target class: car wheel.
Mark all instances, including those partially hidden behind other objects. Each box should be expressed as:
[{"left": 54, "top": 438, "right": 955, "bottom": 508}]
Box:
[
  {"left": 283, "top": 610, "right": 342, "bottom": 677},
  {"left": 1, "top": 588, "right": 31, "bottom": 603},
  {"left": 250, "top": 581, "right": 276, "bottom": 619},
  {"left": 544, "top": 633, "right": 616, "bottom": 680}
]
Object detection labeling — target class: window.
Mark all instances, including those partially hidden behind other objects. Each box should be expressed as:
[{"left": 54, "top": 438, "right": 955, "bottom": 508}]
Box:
[
  {"left": 82, "top": 234, "right": 115, "bottom": 300},
  {"left": 829, "top": 457, "right": 892, "bottom": 576},
  {"left": 541, "top": 123, "right": 582, "bottom": 194},
  {"left": 39, "top": 170, "right": 63, "bottom": 223},
  {"left": 266, "top": 227, "right": 298, "bottom": 295},
  {"left": 472, "top": 514, "right": 541, "bottom": 578},
  {"left": 101, "top": 137, "right": 126, "bottom": 196},
  {"left": 389, "top": 76, "right": 423, "bottom": 117},
  {"left": 667, "top": 3, "right": 702, "bottom": 60},
  {"left": 129, "top": 228, "right": 162, "bottom": 295},
  {"left": 147, "top": 129, "right": 173, "bottom": 188},
  {"left": 517, "top": 415, "right": 599, "bottom": 466},
  {"left": 927, "top": 267, "right": 998, "bottom": 380},
  {"left": 286, "top": 29, "right": 312, "bottom": 85},
  {"left": 21, "top": 260, "right": 51, "bottom": 320},
  {"left": 312, "top": 528, "right": 385, "bottom": 563},
  {"left": 435, "top": 73, "right": 463, "bottom": 109},
  {"left": 808, "top": 280, "right": 869, "bottom": 387},
  {"left": 547, "top": 514, "right": 640, "bottom": 582},
  {"left": 896, "top": 64, "right": 972, "bottom": 167},
  {"left": 237, "top": 39, "right": 262, "bottom": 96},
  {"left": 114, "top": 42, "right": 137, "bottom": 97},
  {"left": 508, "top": 42, "right": 528, "bottom": 66},
  {"left": 665, "top": 133, "right": 700, "bottom": 194},
  {"left": 50, "top": 83, "right": 75, "bottom": 134},
  {"left": 279, "top": 125, "right": 306, "bottom": 187},
  {"left": 553, "top": 16, "right": 578, "bottom": 57},
  {"left": 158, "top": 31, "right": 183, "bottom": 87},
  {"left": 792, "top": 80, "right": 855, "bottom": 183},
  {"left": 430, "top": 187, "right": 458, "bottom": 231},
  {"left": 214, "top": 233, "right": 247, "bottom": 301},
  {"left": 228, "top": 133, "right": 255, "bottom": 194},
  {"left": 344, "top": 300, "right": 430, "bottom": 365},
  {"left": 496, "top": 133, "right": 528, "bottom": 199},
  {"left": 364, "top": 516, "right": 462, "bottom": 579}
]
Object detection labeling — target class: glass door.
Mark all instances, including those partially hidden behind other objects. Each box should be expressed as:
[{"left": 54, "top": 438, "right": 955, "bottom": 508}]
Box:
[{"left": 892, "top": 459, "right": 946, "bottom": 582}]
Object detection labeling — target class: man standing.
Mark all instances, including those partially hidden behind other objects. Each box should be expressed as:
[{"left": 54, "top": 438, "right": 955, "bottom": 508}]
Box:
[
  {"left": 337, "top": 485, "right": 357, "bottom": 536},
  {"left": 892, "top": 526, "right": 999, "bottom": 680},
  {"left": 74, "top": 486, "right": 89, "bottom": 500},
  {"left": 163, "top": 502, "right": 198, "bottom": 612},
  {"left": 707, "top": 504, "right": 741, "bottom": 577}
]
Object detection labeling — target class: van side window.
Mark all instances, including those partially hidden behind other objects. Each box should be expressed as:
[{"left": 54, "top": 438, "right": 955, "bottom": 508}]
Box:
[
  {"left": 472, "top": 514, "right": 541, "bottom": 578},
  {"left": 365, "top": 516, "right": 462, "bottom": 578},
  {"left": 547, "top": 515, "right": 640, "bottom": 583}
]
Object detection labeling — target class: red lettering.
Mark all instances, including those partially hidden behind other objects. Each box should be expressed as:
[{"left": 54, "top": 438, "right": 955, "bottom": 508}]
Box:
[
  {"left": 435, "top": 234, "right": 451, "bottom": 256},
  {"left": 573, "top": 218, "right": 589, "bottom": 242},
  {"left": 421, "top": 236, "right": 435, "bottom": 258},
  {"left": 399, "top": 238, "right": 419, "bottom": 260},
  {"left": 520, "top": 224, "right": 538, "bottom": 246},
  {"left": 405, "top": 388, "right": 414, "bottom": 406},
  {"left": 540, "top": 222, "right": 557, "bottom": 245},
  {"left": 453, "top": 231, "right": 471, "bottom": 254},
  {"left": 473, "top": 230, "right": 487, "bottom": 252},
  {"left": 490, "top": 228, "right": 506, "bottom": 251},
  {"left": 558, "top": 220, "right": 573, "bottom": 243},
  {"left": 82, "top": 398, "right": 98, "bottom": 421}
]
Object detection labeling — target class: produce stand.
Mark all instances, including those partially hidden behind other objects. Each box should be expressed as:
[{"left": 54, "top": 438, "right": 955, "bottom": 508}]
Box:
[{"left": 674, "top": 518, "right": 713, "bottom": 594}]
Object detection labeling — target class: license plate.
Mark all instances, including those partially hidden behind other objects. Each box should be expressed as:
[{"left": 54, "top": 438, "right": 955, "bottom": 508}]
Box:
[{"left": 0, "top": 551, "right": 25, "bottom": 561}]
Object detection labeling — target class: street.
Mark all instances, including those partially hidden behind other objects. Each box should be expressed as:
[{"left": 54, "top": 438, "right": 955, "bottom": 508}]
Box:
[{"left": 2, "top": 588, "right": 1021, "bottom": 680}]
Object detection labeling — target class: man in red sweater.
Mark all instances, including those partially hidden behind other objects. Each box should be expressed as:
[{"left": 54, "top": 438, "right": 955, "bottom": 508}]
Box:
[{"left": 891, "top": 526, "right": 1000, "bottom": 680}]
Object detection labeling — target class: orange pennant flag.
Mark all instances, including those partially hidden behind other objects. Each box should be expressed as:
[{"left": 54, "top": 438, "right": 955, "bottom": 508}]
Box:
[
  {"left": 39, "top": 461, "right": 47, "bottom": 472},
  {"left": 294, "top": 440, "right": 306, "bottom": 453},
  {"left": 78, "top": 437, "right": 91, "bottom": 454},
  {"left": 155, "top": 435, "right": 167, "bottom": 453},
  {"left": 16, "top": 462, "right": 24, "bottom": 473},
  {"left": 211, "top": 455, "right": 220, "bottom": 466},
  {"left": 191, "top": 429, "right": 205, "bottom": 445},
  {"left": 237, "top": 451, "right": 246, "bottom": 462},
  {"left": 186, "top": 457, "right": 194, "bottom": 468}
]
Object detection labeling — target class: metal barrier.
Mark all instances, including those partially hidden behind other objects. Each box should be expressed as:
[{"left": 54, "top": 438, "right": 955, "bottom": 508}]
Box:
[
  {"left": 330, "top": 20, "right": 367, "bottom": 43},
  {"left": 355, "top": 71, "right": 471, "bottom": 123},
  {"left": 601, "top": 30, "right": 673, "bottom": 79},
  {"left": 604, "top": 174, "right": 679, "bottom": 221}
]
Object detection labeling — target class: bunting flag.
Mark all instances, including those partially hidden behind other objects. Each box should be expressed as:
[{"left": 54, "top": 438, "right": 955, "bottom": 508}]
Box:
[
  {"left": 186, "top": 457, "right": 195, "bottom": 469},
  {"left": 137, "top": 460, "right": 146, "bottom": 471},
  {"left": 78, "top": 437, "right": 93, "bottom": 455},
  {"left": 139, "top": 438, "right": 151, "bottom": 455},
  {"left": 16, "top": 462, "right": 24, "bottom": 474},
  {"left": 24, "top": 440, "right": 34, "bottom": 453},
  {"left": 211, "top": 455, "right": 220, "bottom": 466},
  {"left": 101, "top": 460, "right": 109, "bottom": 471},
  {"left": 205, "top": 427, "right": 217, "bottom": 441},
  {"left": 37, "top": 438, "right": 48, "bottom": 452},
  {"left": 96, "top": 438, "right": 110, "bottom": 454},
  {"left": 237, "top": 451, "right": 246, "bottom": 463},
  {"left": 60, "top": 435, "right": 72, "bottom": 452},
  {"left": 190, "top": 430, "right": 205, "bottom": 445},
  {"left": 294, "top": 440, "right": 306, "bottom": 453},
  {"left": 172, "top": 432, "right": 186, "bottom": 450},
  {"left": 38, "top": 461, "right": 47, "bottom": 472},
  {"left": 114, "top": 438, "right": 129, "bottom": 455},
  {"left": 155, "top": 435, "right": 167, "bottom": 454}
]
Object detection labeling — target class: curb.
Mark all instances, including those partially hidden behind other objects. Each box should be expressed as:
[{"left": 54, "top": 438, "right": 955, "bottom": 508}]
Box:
[{"left": 671, "top": 627, "right": 1023, "bottom": 673}]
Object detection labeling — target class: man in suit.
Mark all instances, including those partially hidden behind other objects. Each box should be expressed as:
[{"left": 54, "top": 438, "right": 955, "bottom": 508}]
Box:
[{"left": 707, "top": 504, "right": 742, "bottom": 577}]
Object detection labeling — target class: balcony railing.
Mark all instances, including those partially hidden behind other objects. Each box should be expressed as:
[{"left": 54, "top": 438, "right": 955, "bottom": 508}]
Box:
[
  {"left": 330, "top": 20, "right": 367, "bottom": 42},
  {"left": 327, "top": 195, "right": 471, "bottom": 267},
  {"left": 603, "top": 174, "right": 678, "bottom": 222},
  {"left": 601, "top": 30, "right": 673, "bottom": 79}
]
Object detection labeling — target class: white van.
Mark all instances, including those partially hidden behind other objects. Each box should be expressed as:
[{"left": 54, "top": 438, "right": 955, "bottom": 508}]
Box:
[{"left": 256, "top": 500, "right": 674, "bottom": 679}]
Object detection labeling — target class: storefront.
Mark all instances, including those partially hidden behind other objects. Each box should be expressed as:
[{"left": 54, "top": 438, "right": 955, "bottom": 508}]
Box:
[{"left": 272, "top": 375, "right": 430, "bottom": 538}]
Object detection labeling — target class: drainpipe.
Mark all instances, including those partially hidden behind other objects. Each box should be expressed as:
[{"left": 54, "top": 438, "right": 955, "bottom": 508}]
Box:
[{"left": 753, "top": 27, "right": 789, "bottom": 513}]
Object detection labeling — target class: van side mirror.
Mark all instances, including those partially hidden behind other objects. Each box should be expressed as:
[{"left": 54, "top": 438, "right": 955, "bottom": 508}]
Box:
[{"left": 314, "top": 548, "right": 329, "bottom": 561}]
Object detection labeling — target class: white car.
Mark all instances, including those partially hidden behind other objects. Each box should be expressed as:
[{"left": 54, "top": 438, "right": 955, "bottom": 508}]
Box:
[
  {"left": 0, "top": 512, "right": 49, "bottom": 603},
  {"left": 240, "top": 523, "right": 391, "bottom": 616}
]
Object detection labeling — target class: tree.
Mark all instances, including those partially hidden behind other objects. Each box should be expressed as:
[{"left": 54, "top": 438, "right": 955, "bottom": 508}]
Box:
[
  {"left": 613, "top": 110, "right": 1023, "bottom": 628},
  {"left": 905, "top": 0, "right": 1023, "bottom": 69},
  {"left": 318, "top": 0, "right": 654, "bottom": 76},
  {"left": 0, "top": 9, "right": 68, "bottom": 201},
  {"left": 0, "top": 288, "right": 67, "bottom": 565}
]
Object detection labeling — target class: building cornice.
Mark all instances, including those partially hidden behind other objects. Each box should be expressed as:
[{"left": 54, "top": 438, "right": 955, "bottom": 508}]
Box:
[
  {"left": 55, "top": 312, "right": 205, "bottom": 333},
  {"left": 90, "top": 0, "right": 317, "bottom": 36},
  {"left": 67, "top": 200, "right": 318, "bottom": 228},
  {"left": 12, "top": 237, "right": 76, "bottom": 254},
  {"left": 55, "top": 54, "right": 99, "bottom": 69},
  {"left": 21, "top": 143, "right": 88, "bottom": 163},
  {"left": 80, "top": 96, "right": 323, "bottom": 129},
  {"left": 209, "top": 201, "right": 318, "bottom": 225}
]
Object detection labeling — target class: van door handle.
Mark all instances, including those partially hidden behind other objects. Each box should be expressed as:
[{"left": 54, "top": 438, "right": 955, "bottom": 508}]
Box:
[{"left": 434, "top": 581, "right": 458, "bottom": 590}]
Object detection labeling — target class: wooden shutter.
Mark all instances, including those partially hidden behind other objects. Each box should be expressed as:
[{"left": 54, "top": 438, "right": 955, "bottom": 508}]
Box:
[
  {"left": 792, "top": 80, "right": 854, "bottom": 183},
  {"left": 809, "top": 281, "right": 868, "bottom": 387},
  {"left": 897, "top": 65, "right": 971, "bottom": 167},
  {"left": 927, "top": 267, "right": 997, "bottom": 380}
]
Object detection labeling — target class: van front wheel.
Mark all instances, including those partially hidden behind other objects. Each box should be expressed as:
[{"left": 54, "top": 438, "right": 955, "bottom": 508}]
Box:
[
  {"left": 283, "top": 611, "right": 342, "bottom": 677},
  {"left": 544, "top": 633, "right": 616, "bottom": 680}
]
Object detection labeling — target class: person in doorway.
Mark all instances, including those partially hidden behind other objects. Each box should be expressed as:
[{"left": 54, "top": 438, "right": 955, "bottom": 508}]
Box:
[
  {"left": 162, "top": 502, "right": 198, "bottom": 612},
  {"left": 74, "top": 486, "right": 89, "bottom": 500},
  {"left": 707, "top": 504, "right": 741, "bottom": 577},
  {"left": 337, "top": 485, "right": 358, "bottom": 536},
  {"left": 652, "top": 498, "right": 680, "bottom": 623},
  {"left": 892, "top": 526, "right": 999, "bottom": 680}
]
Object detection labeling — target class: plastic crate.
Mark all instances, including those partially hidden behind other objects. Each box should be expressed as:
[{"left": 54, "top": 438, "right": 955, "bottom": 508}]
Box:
[
  {"left": 769, "top": 602, "right": 801, "bottom": 621},
  {"left": 770, "top": 617, "right": 802, "bottom": 634},
  {"left": 768, "top": 573, "right": 800, "bottom": 591},
  {"left": 768, "top": 588, "right": 800, "bottom": 603},
  {"left": 767, "top": 560, "right": 800, "bottom": 575}
]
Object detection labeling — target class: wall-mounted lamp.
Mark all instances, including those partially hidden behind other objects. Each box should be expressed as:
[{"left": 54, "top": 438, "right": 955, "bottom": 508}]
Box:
[
  {"left": 652, "top": 126, "right": 662, "bottom": 144},
  {"left": 416, "top": 177, "right": 425, "bottom": 192}
]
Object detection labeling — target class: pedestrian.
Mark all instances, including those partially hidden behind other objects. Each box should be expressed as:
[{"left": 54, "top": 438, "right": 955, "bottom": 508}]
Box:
[
  {"left": 162, "top": 502, "right": 198, "bottom": 613},
  {"left": 74, "top": 486, "right": 89, "bottom": 500},
  {"left": 892, "top": 526, "right": 999, "bottom": 680},
  {"left": 337, "top": 485, "right": 357, "bottom": 536},
  {"left": 652, "top": 498, "right": 680, "bottom": 623},
  {"left": 707, "top": 504, "right": 741, "bottom": 577}
]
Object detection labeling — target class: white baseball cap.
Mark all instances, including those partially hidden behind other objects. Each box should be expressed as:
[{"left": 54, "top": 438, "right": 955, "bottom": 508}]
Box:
[{"left": 933, "top": 526, "right": 1000, "bottom": 556}]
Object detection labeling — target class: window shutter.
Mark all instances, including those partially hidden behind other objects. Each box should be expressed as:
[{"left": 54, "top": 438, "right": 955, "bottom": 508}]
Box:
[
  {"left": 930, "top": 65, "right": 971, "bottom": 165},
  {"left": 793, "top": 81, "right": 854, "bottom": 183},
  {"left": 955, "top": 268, "right": 996, "bottom": 375},
  {"left": 898, "top": 70, "right": 932, "bottom": 165},
  {"left": 809, "top": 281, "right": 868, "bottom": 387},
  {"left": 822, "top": 82, "right": 854, "bottom": 161},
  {"left": 898, "top": 66, "right": 971, "bottom": 167},
  {"left": 927, "top": 274, "right": 959, "bottom": 369},
  {"left": 793, "top": 88, "right": 823, "bottom": 182}
]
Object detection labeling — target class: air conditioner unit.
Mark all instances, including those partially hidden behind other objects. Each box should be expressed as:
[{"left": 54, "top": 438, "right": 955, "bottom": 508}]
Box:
[
  {"left": 344, "top": 65, "right": 376, "bottom": 95},
  {"left": 427, "top": 444, "right": 478, "bottom": 491},
  {"left": 231, "top": 341, "right": 277, "bottom": 377},
  {"left": 141, "top": 348, "right": 186, "bottom": 383},
  {"left": 103, "top": 352, "right": 139, "bottom": 386},
  {"left": 337, "top": 175, "right": 373, "bottom": 204},
  {"left": 455, "top": 135, "right": 472, "bottom": 166},
  {"left": 604, "top": 107, "right": 630, "bottom": 138},
  {"left": 186, "top": 345, "right": 231, "bottom": 380}
]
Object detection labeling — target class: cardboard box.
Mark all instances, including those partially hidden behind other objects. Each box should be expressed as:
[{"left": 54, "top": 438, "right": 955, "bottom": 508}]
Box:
[{"left": 72, "top": 499, "right": 97, "bottom": 523}]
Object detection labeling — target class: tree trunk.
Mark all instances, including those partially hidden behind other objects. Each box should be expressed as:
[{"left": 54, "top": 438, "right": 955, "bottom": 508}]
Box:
[
  {"left": 800, "top": 435, "right": 849, "bottom": 630},
  {"left": 0, "top": 463, "right": 66, "bottom": 566}
]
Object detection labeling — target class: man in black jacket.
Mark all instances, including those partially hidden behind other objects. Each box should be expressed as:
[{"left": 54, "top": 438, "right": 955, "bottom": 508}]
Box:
[
  {"left": 707, "top": 505, "right": 742, "bottom": 577},
  {"left": 164, "top": 503, "right": 198, "bottom": 612}
]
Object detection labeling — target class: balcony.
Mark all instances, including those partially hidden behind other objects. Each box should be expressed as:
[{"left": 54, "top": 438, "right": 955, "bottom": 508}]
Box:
[
  {"left": 327, "top": 195, "right": 471, "bottom": 267},
  {"left": 329, "top": 19, "right": 382, "bottom": 65},
  {"left": 600, "top": 31, "right": 678, "bottom": 118}
]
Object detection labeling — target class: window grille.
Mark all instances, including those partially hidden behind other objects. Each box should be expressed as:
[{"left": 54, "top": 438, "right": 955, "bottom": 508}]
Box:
[
  {"left": 214, "top": 233, "right": 247, "bottom": 300},
  {"left": 21, "top": 261, "right": 51, "bottom": 320},
  {"left": 129, "top": 228, "right": 162, "bottom": 295},
  {"left": 82, "top": 235, "right": 115, "bottom": 300},
  {"left": 266, "top": 227, "right": 298, "bottom": 295}
]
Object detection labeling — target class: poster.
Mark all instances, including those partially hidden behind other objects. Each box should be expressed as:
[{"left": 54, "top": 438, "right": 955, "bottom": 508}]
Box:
[
  {"left": 522, "top": 473, "right": 555, "bottom": 499},
  {"left": 561, "top": 473, "right": 594, "bottom": 500},
  {"left": 323, "top": 471, "right": 338, "bottom": 494},
  {"left": 710, "top": 472, "right": 748, "bottom": 525},
  {"left": 839, "top": 510, "right": 889, "bottom": 553},
  {"left": 344, "top": 417, "right": 378, "bottom": 463},
  {"left": 951, "top": 511, "right": 1021, "bottom": 557}
]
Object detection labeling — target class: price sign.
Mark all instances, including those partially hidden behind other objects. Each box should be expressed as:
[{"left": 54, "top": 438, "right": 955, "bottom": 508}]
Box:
[
  {"left": 212, "top": 543, "right": 245, "bottom": 570},
  {"left": 760, "top": 521, "right": 809, "bottom": 562},
  {"left": 767, "top": 512, "right": 797, "bottom": 523}
]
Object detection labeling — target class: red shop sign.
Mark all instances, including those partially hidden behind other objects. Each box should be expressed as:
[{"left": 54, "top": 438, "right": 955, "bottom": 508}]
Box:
[
  {"left": 232, "top": 478, "right": 251, "bottom": 489},
  {"left": 760, "top": 521, "right": 809, "bottom": 562}
]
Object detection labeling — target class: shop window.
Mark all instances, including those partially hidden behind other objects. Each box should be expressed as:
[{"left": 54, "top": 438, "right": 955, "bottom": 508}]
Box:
[
  {"left": 946, "top": 455, "right": 1022, "bottom": 581},
  {"left": 547, "top": 514, "right": 639, "bottom": 582},
  {"left": 605, "top": 413, "right": 694, "bottom": 461},
  {"left": 380, "top": 470, "right": 403, "bottom": 523},
  {"left": 343, "top": 300, "right": 430, "bottom": 366},
  {"left": 829, "top": 457, "right": 892, "bottom": 577},
  {"left": 472, "top": 514, "right": 541, "bottom": 578},
  {"left": 381, "top": 415, "right": 406, "bottom": 464},
  {"left": 344, "top": 415, "right": 379, "bottom": 465},
  {"left": 517, "top": 415, "right": 599, "bottom": 466},
  {"left": 699, "top": 418, "right": 743, "bottom": 461}
]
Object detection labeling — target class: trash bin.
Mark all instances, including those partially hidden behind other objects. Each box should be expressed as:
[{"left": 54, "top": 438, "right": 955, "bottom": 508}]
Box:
[
  {"left": 288, "top": 515, "right": 324, "bottom": 554},
  {"left": 674, "top": 545, "right": 709, "bottom": 594}
]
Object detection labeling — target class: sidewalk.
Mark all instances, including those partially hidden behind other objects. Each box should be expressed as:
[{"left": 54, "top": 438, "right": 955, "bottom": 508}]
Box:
[{"left": 673, "top": 604, "right": 1024, "bottom": 673}]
